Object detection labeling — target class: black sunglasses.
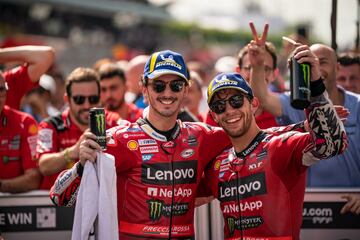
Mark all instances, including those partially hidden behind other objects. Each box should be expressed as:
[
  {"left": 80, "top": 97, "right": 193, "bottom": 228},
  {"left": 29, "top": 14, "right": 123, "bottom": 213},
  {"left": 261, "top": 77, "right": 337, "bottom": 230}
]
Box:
[
  {"left": 210, "top": 95, "right": 245, "bottom": 114},
  {"left": 71, "top": 95, "right": 100, "bottom": 105},
  {"left": 149, "top": 79, "right": 186, "bottom": 93}
]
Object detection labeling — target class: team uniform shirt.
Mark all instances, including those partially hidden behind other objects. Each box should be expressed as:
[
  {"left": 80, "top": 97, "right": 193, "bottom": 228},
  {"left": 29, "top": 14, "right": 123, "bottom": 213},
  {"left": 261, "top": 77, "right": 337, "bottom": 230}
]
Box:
[
  {"left": 126, "top": 103, "right": 143, "bottom": 123},
  {"left": 36, "top": 108, "right": 120, "bottom": 190},
  {"left": 3, "top": 64, "right": 38, "bottom": 110},
  {"left": 255, "top": 110, "right": 279, "bottom": 129},
  {"left": 204, "top": 95, "right": 348, "bottom": 240},
  {"left": 279, "top": 88, "right": 360, "bottom": 187},
  {"left": 0, "top": 105, "right": 38, "bottom": 179},
  {"left": 50, "top": 119, "right": 230, "bottom": 239}
]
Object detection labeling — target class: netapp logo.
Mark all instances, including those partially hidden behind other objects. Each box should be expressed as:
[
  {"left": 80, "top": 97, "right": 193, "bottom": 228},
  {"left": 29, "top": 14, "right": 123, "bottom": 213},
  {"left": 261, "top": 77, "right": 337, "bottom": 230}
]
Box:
[
  {"left": 142, "top": 160, "right": 197, "bottom": 185},
  {"left": 218, "top": 172, "right": 266, "bottom": 201}
]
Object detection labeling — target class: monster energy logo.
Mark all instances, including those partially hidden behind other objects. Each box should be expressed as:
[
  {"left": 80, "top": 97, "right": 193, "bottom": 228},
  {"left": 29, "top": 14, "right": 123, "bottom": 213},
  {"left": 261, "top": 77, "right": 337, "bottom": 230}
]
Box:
[
  {"left": 226, "top": 216, "right": 264, "bottom": 236},
  {"left": 227, "top": 217, "right": 236, "bottom": 236},
  {"left": 148, "top": 200, "right": 163, "bottom": 221},
  {"left": 301, "top": 64, "right": 311, "bottom": 86},
  {"left": 147, "top": 199, "right": 189, "bottom": 222},
  {"left": 95, "top": 113, "right": 105, "bottom": 134}
]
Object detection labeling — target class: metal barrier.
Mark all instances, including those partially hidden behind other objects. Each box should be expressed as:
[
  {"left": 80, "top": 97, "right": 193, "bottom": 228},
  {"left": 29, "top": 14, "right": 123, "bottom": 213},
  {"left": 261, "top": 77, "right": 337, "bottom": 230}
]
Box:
[{"left": 1, "top": 189, "right": 359, "bottom": 239}]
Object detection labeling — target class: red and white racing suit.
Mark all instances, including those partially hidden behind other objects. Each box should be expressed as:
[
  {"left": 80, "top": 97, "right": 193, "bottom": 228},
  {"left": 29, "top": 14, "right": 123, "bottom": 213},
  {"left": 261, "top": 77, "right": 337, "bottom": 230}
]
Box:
[
  {"left": 50, "top": 118, "right": 230, "bottom": 239},
  {"left": 203, "top": 93, "right": 348, "bottom": 240}
]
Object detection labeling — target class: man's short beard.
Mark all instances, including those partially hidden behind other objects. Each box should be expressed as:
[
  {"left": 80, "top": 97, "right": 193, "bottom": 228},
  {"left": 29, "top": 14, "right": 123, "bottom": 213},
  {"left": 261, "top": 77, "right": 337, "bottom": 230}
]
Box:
[{"left": 106, "top": 100, "right": 123, "bottom": 111}]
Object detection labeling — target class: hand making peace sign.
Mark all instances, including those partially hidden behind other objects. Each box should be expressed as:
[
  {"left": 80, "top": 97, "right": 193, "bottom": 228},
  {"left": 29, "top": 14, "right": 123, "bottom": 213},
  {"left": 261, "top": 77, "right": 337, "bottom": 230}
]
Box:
[{"left": 247, "top": 22, "right": 269, "bottom": 68}]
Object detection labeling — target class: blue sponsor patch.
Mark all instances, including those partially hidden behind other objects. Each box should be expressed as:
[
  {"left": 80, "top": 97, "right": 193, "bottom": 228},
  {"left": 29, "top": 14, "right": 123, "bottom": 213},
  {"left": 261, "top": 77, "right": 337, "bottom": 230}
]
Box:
[
  {"left": 127, "top": 128, "right": 141, "bottom": 132},
  {"left": 142, "top": 154, "right": 154, "bottom": 162}
]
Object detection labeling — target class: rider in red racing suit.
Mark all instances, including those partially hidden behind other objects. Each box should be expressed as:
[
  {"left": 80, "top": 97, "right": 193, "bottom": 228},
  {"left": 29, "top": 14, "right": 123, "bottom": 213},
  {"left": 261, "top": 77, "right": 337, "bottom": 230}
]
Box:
[
  {"left": 202, "top": 72, "right": 348, "bottom": 239},
  {"left": 50, "top": 118, "right": 230, "bottom": 239}
]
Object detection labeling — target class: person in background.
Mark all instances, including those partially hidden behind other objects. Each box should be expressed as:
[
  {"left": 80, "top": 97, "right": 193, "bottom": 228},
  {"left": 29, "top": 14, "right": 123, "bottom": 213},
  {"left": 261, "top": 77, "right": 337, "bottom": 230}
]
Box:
[
  {"left": 278, "top": 32, "right": 309, "bottom": 81},
  {"left": 0, "top": 72, "right": 41, "bottom": 193},
  {"left": 125, "top": 54, "right": 149, "bottom": 108},
  {"left": 22, "top": 74, "right": 59, "bottom": 122},
  {"left": 336, "top": 52, "right": 360, "bottom": 94},
  {"left": 0, "top": 45, "right": 55, "bottom": 110},
  {"left": 237, "top": 39, "right": 284, "bottom": 129},
  {"left": 98, "top": 63, "right": 143, "bottom": 122},
  {"left": 36, "top": 67, "right": 120, "bottom": 190},
  {"left": 182, "top": 71, "right": 205, "bottom": 122}
]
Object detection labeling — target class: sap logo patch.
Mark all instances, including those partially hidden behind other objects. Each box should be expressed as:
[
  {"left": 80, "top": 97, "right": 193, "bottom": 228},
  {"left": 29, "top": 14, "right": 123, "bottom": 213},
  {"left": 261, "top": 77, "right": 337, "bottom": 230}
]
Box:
[
  {"left": 138, "top": 139, "right": 157, "bottom": 146},
  {"left": 181, "top": 149, "right": 194, "bottom": 158},
  {"left": 127, "top": 140, "right": 139, "bottom": 150},
  {"left": 142, "top": 154, "right": 154, "bottom": 162}
]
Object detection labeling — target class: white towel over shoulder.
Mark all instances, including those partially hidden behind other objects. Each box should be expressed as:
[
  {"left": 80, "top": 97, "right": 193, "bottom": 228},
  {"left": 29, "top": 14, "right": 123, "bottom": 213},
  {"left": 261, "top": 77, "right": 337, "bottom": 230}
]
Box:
[{"left": 72, "top": 152, "right": 118, "bottom": 240}]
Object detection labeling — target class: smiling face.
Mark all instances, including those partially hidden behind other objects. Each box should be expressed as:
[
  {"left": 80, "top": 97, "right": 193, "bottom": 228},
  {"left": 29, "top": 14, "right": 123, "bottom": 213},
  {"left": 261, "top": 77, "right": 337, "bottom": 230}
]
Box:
[
  {"left": 211, "top": 89, "right": 255, "bottom": 138},
  {"left": 143, "top": 74, "right": 188, "bottom": 119},
  {"left": 310, "top": 44, "right": 338, "bottom": 93}
]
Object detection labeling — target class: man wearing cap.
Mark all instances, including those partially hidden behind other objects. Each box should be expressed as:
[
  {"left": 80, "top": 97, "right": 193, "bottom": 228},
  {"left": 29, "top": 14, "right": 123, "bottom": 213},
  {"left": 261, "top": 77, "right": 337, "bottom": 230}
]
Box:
[
  {"left": 202, "top": 44, "right": 347, "bottom": 239},
  {"left": 50, "top": 50, "right": 231, "bottom": 239}
]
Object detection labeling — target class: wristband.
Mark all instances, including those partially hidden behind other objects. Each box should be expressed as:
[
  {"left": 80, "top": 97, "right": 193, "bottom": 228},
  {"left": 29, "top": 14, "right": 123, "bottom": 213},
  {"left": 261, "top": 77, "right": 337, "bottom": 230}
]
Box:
[
  {"left": 64, "top": 148, "right": 73, "bottom": 163},
  {"left": 310, "top": 77, "right": 326, "bottom": 97}
]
